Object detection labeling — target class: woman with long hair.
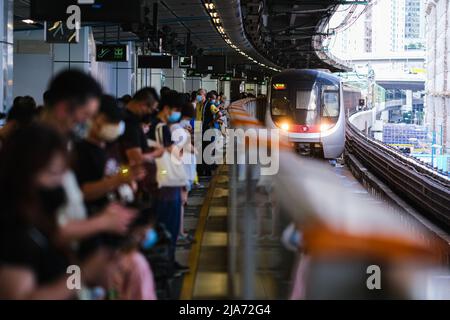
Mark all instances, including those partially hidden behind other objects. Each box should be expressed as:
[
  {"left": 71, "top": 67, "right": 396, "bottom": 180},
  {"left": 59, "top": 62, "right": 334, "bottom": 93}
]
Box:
[{"left": 0, "top": 124, "right": 110, "bottom": 299}]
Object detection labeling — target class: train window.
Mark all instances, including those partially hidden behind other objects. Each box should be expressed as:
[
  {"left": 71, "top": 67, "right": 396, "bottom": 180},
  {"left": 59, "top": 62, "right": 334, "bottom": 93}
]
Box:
[
  {"left": 296, "top": 90, "right": 317, "bottom": 111},
  {"left": 321, "top": 86, "right": 339, "bottom": 118},
  {"left": 271, "top": 93, "right": 290, "bottom": 116},
  {"left": 296, "top": 89, "right": 318, "bottom": 125}
]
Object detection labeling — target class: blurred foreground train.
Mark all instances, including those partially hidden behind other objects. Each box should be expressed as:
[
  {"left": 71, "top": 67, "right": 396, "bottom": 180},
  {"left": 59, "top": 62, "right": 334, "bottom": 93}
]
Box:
[{"left": 266, "top": 69, "right": 362, "bottom": 159}]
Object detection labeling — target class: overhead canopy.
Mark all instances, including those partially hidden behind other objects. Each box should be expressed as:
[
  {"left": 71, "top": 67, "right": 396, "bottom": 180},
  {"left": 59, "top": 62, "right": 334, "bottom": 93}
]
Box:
[
  {"left": 14, "top": 0, "right": 351, "bottom": 73},
  {"left": 240, "top": 0, "right": 351, "bottom": 72}
]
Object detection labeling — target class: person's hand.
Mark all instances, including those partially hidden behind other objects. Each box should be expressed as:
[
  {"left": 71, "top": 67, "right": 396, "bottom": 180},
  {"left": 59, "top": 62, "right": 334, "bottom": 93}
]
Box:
[
  {"left": 81, "top": 247, "right": 116, "bottom": 287},
  {"left": 130, "top": 165, "right": 146, "bottom": 181},
  {"left": 129, "top": 180, "right": 138, "bottom": 192},
  {"left": 151, "top": 144, "right": 165, "bottom": 159},
  {"left": 118, "top": 165, "right": 146, "bottom": 184},
  {"left": 184, "top": 124, "right": 193, "bottom": 134},
  {"left": 98, "top": 203, "right": 137, "bottom": 234}
]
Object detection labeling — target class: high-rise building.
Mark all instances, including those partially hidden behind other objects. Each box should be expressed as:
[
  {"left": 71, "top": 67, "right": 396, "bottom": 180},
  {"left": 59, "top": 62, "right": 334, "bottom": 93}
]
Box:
[
  {"left": 367, "top": 0, "right": 406, "bottom": 53},
  {"left": 425, "top": 0, "right": 450, "bottom": 155},
  {"left": 330, "top": 0, "right": 426, "bottom": 57},
  {"left": 405, "top": 0, "right": 426, "bottom": 49}
]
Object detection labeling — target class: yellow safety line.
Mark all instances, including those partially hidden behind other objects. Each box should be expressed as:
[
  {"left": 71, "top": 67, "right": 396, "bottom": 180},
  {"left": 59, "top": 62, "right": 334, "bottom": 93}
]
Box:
[{"left": 179, "top": 168, "right": 222, "bottom": 300}]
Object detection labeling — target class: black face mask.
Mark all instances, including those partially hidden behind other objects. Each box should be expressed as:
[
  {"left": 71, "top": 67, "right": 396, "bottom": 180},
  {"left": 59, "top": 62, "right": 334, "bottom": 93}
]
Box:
[{"left": 38, "top": 186, "right": 67, "bottom": 215}]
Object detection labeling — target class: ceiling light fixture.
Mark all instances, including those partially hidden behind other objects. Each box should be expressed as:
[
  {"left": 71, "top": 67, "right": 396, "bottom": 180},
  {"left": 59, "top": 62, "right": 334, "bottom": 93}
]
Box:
[
  {"left": 22, "top": 19, "right": 36, "bottom": 24},
  {"left": 203, "top": 0, "right": 281, "bottom": 72}
]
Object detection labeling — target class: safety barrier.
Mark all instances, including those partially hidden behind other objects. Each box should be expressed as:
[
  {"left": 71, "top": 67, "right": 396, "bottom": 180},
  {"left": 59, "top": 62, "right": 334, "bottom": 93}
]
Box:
[
  {"left": 226, "top": 98, "right": 449, "bottom": 299},
  {"left": 227, "top": 98, "right": 261, "bottom": 299}
]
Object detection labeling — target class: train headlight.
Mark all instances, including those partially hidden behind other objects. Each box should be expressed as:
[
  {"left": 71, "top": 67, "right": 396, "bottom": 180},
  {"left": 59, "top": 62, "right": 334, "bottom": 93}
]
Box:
[
  {"left": 320, "top": 123, "right": 334, "bottom": 132},
  {"left": 280, "top": 122, "right": 290, "bottom": 132}
]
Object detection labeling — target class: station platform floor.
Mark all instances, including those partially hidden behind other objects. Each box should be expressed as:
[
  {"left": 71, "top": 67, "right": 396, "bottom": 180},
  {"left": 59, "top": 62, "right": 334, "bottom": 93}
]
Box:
[
  {"left": 176, "top": 166, "right": 293, "bottom": 300},
  {"left": 177, "top": 166, "right": 229, "bottom": 300},
  {"left": 171, "top": 159, "right": 445, "bottom": 300}
]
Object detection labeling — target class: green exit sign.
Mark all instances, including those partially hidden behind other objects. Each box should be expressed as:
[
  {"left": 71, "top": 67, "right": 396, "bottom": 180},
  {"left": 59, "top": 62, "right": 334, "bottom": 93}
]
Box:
[{"left": 96, "top": 44, "right": 128, "bottom": 62}]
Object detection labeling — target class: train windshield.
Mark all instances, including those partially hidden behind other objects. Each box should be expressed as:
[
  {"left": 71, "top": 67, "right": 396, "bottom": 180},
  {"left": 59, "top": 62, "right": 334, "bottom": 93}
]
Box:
[
  {"left": 271, "top": 82, "right": 319, "bottom": 125},
  {"left": 321, "top": 85, "right": 340, "bottom": 119},
  {"left": 296, "top": 88, "right": 318, "bottom": 125},
  {"left": 271, "top": 93, "right": 290, "bottom": 116},
  {"left": 270, "top": 78, "right": 340, "bottom": 127}
]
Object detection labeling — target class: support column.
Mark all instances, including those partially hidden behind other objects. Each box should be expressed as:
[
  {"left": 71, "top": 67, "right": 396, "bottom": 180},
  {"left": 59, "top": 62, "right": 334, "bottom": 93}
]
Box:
[
  {"left": 0, "top": 0, "right": 13, "bottom": 113},
  {"left": 53, "top": 27, "right": 91, "bottom": 74},
  {"left": 115, "top": 42, "right": 136, "bottom": 96},
  {"left": 90, "top": 34, "right": 136, "bottom": 97},
  {"left": 163, "top": 57, "right": 185, "bottom": 92},
  {"left": 222, "top": 80, "right": 231, "bottom": 106},
  {"left": 201, "top": 75, "right": 218, "bottom": 93},
  {"left": 186, "top": 76, "right": 202, "bottom": 93},
  {"left": 151, "top": 69, "right": 164, "bottom": 94}
]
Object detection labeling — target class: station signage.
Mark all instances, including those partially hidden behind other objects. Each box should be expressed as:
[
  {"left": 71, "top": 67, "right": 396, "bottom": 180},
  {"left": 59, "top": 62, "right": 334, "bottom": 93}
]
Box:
[
  {"left": 45, "top": 21, "right": 78, "bottom": 43},
  {"left": 273, "top": 83, "right": 287, "bottom": 90},
  {"left": 210, "top": 73, "right": 225, "bottom": 80},
  {"left": 187, "top": 69, "right": 202, "bottom": 77},
  {"left": 179, "top": 56, "right": 193, "bottom": 69},
  {"left": 219, "top": 73, "right": 233, "bottom": 81},
  {"left": 138, "top": 55, "right": 174, "bottom": 69},
  {"left": 96, "top": 44, "right": 128, "bottom": 62}
]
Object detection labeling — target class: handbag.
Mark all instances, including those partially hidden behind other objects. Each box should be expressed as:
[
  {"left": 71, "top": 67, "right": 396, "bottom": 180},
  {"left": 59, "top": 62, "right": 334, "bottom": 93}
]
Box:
[{"left": 154, "top": 123, "right": 187, "bottom": 188}]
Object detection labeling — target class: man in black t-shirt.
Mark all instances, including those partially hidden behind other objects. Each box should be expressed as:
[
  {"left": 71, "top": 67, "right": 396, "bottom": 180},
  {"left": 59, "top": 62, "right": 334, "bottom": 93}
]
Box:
[
  {"left": 74, "top": 95, "right": 145, "bottom": 214},
  {"left": 40, "top": 70, "right": 136, "bottom": 245},
  {"left": 119, "top": 88, "right": 164, "bottom": 166}
]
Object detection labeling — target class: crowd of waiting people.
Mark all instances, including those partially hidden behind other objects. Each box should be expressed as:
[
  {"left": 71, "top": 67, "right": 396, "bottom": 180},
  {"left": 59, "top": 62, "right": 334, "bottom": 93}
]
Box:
[{"left": 0, "top": 69, "right": 230, "bottom": 300}]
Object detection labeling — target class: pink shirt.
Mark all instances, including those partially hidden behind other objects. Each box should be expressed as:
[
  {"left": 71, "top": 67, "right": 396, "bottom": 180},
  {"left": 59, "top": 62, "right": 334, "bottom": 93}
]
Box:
[{"left": 108, "top": 251, "right": 157, "bottom": 300}]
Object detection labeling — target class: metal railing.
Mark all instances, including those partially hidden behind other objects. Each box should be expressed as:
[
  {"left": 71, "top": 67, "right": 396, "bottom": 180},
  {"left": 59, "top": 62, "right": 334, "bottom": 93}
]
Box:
[
  {"left": 226, "top": 98, "right": 450, "bottom": 299},
  {"left": 227, "top": 98, "right": 262, "bottom": 299}
]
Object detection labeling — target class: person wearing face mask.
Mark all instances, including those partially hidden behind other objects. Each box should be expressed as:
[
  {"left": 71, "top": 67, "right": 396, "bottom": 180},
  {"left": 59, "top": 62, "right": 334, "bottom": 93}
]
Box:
[
  {"left": 147, "top": 91, "right": 189, "bottom": 274},
  {"left": 119, "top": 87, "right": 165, "bottom": 167},
  {"left": 40, "top": 70, "right": 137, "bottom": 251},
  {"left": 0, "top": 124, "right": 114, "bottom": 299},
  {"left": 195, "top": 89, "right": 206, "bottom": 121},
  {"left": 106, "top": 209, "right": 158, "bottom": 300},
  {"left": 202, "top": 91, "right": 220, "bottom": 133},
  {"left": 199, "top": 91, "right": 221, "bottom": 177},
  {"left": 171, "top": 101, "right": 197, "bottom": 243},
  {"left": 73, "top": 95, "right": 146, "bottom": 213},
  {"left": 73, "top": 96, "right": 158, "bottom": 300}
]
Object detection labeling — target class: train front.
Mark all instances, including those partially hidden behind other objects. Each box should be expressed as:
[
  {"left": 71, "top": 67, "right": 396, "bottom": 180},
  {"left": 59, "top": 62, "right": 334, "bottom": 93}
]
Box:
[{"left": 266, "top": 69, "right": 345, "bottom": 159}]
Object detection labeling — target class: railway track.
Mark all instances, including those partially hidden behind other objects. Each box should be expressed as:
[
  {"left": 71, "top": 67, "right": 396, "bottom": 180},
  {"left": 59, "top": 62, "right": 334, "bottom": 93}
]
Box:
[{"left": 346, "top": 120, "right": 450, "bottom": 232}]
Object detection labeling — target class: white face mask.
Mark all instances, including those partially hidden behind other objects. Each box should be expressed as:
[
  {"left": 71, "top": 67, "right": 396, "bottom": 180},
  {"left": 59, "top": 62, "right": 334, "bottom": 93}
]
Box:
[{"left": 99, "top": 121, "right": 125, "bottom": 142}]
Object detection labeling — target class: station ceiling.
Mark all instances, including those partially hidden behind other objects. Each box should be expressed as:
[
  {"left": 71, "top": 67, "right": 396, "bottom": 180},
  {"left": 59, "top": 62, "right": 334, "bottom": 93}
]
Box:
[
  {"left": 240, "top": 0, "right": 350, "bottom": 72},
  {"left": 13, "top": 0, "right": 350, "bottom": 73}
]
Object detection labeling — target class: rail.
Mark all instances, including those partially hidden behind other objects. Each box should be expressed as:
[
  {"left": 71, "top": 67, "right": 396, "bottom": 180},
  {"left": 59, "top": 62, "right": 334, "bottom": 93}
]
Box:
[
  {"left": 226, "top": 98, "right": 448, "bottom": 300},
  {"left": 346, "top": 117, "right": 450, "bottom": 231}
]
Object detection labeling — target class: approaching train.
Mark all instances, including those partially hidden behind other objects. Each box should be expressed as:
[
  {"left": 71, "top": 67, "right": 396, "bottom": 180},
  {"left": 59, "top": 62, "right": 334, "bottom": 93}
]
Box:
[{"left": 266, "top": 69, "right": 362, "bottom": 159}]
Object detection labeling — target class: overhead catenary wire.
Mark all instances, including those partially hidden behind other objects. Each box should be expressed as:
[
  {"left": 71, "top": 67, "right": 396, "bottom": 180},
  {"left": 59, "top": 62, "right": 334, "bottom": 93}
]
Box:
[{"left": 331, "top": 0, "right": 378, "bottom": 34}]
